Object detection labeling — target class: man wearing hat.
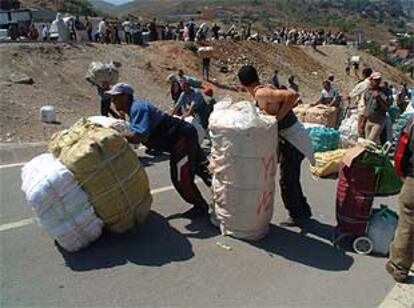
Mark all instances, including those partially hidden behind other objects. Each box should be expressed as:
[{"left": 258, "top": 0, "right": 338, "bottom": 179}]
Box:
[
  {"left": 362, "top": 72, "right": 392, "bottom": 144},
  {"left": 106, "top": 83, "right": 212, "bottom": 218}
]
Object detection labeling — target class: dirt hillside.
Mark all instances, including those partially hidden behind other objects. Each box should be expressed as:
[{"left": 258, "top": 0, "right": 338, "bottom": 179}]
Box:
[{"left": 0, "top": 41, "right": 412, "bottom": 143}]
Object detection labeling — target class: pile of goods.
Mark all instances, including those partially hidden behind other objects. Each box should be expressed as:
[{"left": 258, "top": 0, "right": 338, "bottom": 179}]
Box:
[
  {"left": 310, "top": 149, "right": 348, "bottom": 178},
  {"left": 307, "top": 127, "right": 340, "bottom": 153},
  {"left": 209, "top": 99, "right": 278, "bottom": 240},
  {"left": 21, "top": 118, "right": 152, "bottom": 252},
  {"left": 294, "top": 104, "right": 338, "bottom": 128},
  {"left": 197, "top": 46, "right": 214, "bottom": 59},
  {"left": 338, "top": 111, "right": 359, "bottom": 149}
]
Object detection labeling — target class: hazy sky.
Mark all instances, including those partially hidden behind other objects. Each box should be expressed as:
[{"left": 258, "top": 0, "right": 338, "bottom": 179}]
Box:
[{"left": 104, "top": 0, "right": 133, "bottom": 5}]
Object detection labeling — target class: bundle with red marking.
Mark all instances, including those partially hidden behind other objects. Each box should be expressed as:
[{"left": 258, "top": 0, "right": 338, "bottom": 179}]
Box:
[{"left": 209, "top": 99, "right": 278, "bottom": 240}]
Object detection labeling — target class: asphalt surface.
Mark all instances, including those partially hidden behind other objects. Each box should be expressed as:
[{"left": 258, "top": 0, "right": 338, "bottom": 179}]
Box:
[{"left": 0, "top": 146, "right": 407, "bottom": 308}]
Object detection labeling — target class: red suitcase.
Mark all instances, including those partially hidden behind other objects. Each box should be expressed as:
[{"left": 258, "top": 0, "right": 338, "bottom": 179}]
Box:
[{"left": 335, "top": 164, "right": 376, "bottom": 236}]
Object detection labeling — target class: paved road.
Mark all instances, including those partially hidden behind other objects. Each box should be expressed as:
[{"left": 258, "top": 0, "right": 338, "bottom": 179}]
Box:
[{"left": 0, "top": 147, "right": 409, "bottom": 307}]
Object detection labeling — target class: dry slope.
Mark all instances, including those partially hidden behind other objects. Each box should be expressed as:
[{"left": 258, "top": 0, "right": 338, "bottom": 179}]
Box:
[{"left": 0, "top": 41, "right": 412, "bottom": 143}]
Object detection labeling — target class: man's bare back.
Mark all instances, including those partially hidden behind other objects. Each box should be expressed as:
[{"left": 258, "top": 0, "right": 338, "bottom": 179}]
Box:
[{"left": 254, "top": 87, "right": 299, "bottom": 121}]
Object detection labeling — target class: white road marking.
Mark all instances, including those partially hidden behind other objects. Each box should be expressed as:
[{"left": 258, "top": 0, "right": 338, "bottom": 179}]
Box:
[
  {"left": 0, "top": 218, "right": 35, "bottom": 232},
  {"left": 0, "top": 162, "right": 27, "bottom": 170},
  {"left": 0, "top": 146, "right": 148, "bottom": 170},
  {"left": 0, "top": 179, "right": 201, "bottom": 232},
  {"left": 379, "top": 277, "right": 414, "bottom": 308}
]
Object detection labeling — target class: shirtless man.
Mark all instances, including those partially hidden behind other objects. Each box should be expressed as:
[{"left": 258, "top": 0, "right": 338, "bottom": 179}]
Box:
[{"left": 238, "top": 65, "right": 314, "bottom": 226}]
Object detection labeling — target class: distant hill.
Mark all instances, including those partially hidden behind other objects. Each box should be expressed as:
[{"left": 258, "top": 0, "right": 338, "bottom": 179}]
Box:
[
  {"left": 89, "top": 0, "right": 116, "bottom": 14},
  {"left": 20, "top": 0, "right": 99, "bottom": 16}
]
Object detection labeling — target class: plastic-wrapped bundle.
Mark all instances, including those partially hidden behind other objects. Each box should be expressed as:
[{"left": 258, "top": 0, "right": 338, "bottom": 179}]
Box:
[
  {"left": 88, "top": 116, "right": 130, "bottom": 134},
  {"left": 198, "top": 46, "right": 214, "bottom": 58},
  {"left": 310, "top": 149, "right": 348, "bottom": 178},
  {"left": 49, "top": 118, "right": 152, "bottom": 233},
  {"left": 388, "top": 106, "right": 400, "bottom": 124},
  {"left": 367, "top": 205, "right": 398, "bottom": 256},
  {"left": 307, "top": 127, "right": 340, "bottom": 153},
  {"left": 339, "top": 111, "right": 359, "bottom": 149},
  {"left": 85, "top": 62, "right": 119, "bottom": 88},
  {"left": 294, "top": 104, "right": 338, "bottom": 128},
  {"left": 393, "top": 113, "right": 414, "bottom": 147},
  {"left": 209, "top": 99, "right": 278, "bottom": 240},
  {"left": 184, "top": 116, "right": 206, "bottom": 145},
  {"left": 21, "top": 154, "right": 103, "bottom": 252}
]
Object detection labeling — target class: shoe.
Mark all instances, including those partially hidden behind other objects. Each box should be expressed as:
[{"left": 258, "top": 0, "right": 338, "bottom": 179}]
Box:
[
  {"left": 386, "top": 261, "right": 408, "bottom": 283},
  {"left": 280, "top": 216, "right": 311, "bottom": 227},
  {"left": 181, "top": 205, "right": 209, "bottom": 219}
]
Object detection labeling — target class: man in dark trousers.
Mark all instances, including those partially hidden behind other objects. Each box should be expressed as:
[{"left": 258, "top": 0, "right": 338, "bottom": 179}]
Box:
[
  {"left": 106, "top": 83, "right": 212, "bottom": 218},
  {"left": 238, "top": 65, "right": 314, "bottom": 226},
  {"left": 386, "top": 117, "right": 414, "bottom": 283}
]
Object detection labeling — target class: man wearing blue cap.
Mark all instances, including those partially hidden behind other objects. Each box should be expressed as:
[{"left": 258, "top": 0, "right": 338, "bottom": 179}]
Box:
[{"left": 106, "top": 83, "right": 212, "bottom": 218}]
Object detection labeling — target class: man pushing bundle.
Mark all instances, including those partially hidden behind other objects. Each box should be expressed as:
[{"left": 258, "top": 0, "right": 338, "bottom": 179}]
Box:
[{"left": 105, "top": 83, "right": 212, "bottom": 219}]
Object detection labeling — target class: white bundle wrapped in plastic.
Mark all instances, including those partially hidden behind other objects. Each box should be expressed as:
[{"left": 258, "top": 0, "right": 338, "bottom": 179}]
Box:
[
  {"left": 209, "top": 99, "right": 278, "bottom": 240},
  {"left": 86, "top": 62, "right": 120, "bottom": 88},
  {"left": 339, "top": 111, "right": 359, "bottom": 148},
  {"left": 21, "top": 154, "right": 104, "bottom": 252},
  {"left": 184, "top": 116, "right": 206, "bottom": 145},
  {"left": 88, "top": 116, "right": 130, "bottom": 134}
]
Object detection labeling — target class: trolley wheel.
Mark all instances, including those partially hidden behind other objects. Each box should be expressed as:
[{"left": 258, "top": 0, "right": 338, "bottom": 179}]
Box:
[{"left": 353, "top": 236, "right": 374, "bottom": 255}]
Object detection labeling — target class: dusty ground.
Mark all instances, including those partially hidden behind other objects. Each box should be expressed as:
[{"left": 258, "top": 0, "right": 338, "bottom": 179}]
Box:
[{"left": 0, "top": 41, "right": 412, "bottom": 143}]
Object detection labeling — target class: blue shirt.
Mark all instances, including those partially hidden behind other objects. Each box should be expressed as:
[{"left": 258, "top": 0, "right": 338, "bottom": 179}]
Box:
[
  {"left": 129, "top": 100, "right": 166, "bottom": 138},
  {"left": 175, "top": 89, "right": 205, "bottom": 115}
]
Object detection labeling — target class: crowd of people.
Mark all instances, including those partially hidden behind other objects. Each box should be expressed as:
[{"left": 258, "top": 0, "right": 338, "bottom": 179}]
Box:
[
  {"left": 5, "top": 10, "right": 413, "bottom": 284},
  {"left": 7, "top": 13, "right": 348, "bottom": 48},
  {"left": 95, "top": 63, "right": 413, "bottom": 283}
]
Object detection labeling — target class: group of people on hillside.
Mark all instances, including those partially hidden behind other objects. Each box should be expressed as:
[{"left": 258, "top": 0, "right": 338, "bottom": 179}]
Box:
[
  {"left": 272, "top": 28, "right": 347, "bottom": 46},
  {"left": 12, "top": 10, "right": 351, "bottom": 48}
]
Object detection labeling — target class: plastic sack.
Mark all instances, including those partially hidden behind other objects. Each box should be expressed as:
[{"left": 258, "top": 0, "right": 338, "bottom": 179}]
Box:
[
  {"left": 294, "top": 105, "right": 338, "bottom": 128},
  {"left": 49, "top": 118, "right": 152, "bottom": 233},
  {"left": 306, "top": 105, "right": 338, "bottom": 128},
  {"left": 367, "top": 205, "right": 398, "bottom": 256},
  {"left": 310, "top": 149, "right": 348, "bottom": 177},
  {"left": 21, "top": 154, "right": 103, "bottom": 252},
  {"left": 209, "top": 99, "right": 278, "bottom": 240},
  {"left": 388, "top": 106, "right": 400, "bottom": 124},
  {"left": 339, "top": 111, "right": 359, "bottom": 149},
  {"left": 88, "top": 116, "right": 130, "bottom": 134},
  {"left": 375, "top": 155, "right": 403, "bottom": 196},
  {"left": 85, "top": 62, "right": 119, "bottom": 88},
  {"left": 307, "top": 127, "right": 340, "bottom": 153},
  {"left": 185, "top": 75, "right": 202, "bottom": 88},
  {"left": 198, "top": 46, "right": 214, "bottom": 58},
  {"left": 184, "top": 116, "right": 206, "bottom": 145},
  {"left": 353, "top": 144, "right": 403, "bottom": 196},
  {"left": 393, "top": 113, "right": 414, "bottom": 148}
]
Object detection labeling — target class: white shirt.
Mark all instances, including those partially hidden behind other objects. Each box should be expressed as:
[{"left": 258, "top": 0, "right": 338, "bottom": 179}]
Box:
[
  {"left": 98, "top": 21, "right": 106, "bottom": 34},
  {"left": 122, "top": 21, "right": 131, "bottom": 33}
]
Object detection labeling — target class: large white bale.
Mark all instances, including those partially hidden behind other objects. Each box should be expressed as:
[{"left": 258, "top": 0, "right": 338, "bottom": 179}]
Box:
[
  {"left": 209, "top": 99, "right": 278, "bottom": 240},
  {"left": 21, "top": 154, "right": 103, "bottom": 252}
]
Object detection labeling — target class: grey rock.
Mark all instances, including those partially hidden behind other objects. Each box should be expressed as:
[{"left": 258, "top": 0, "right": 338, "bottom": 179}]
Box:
[{"left": 9, "top": 73, "right": 34, "bottom": 85}]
